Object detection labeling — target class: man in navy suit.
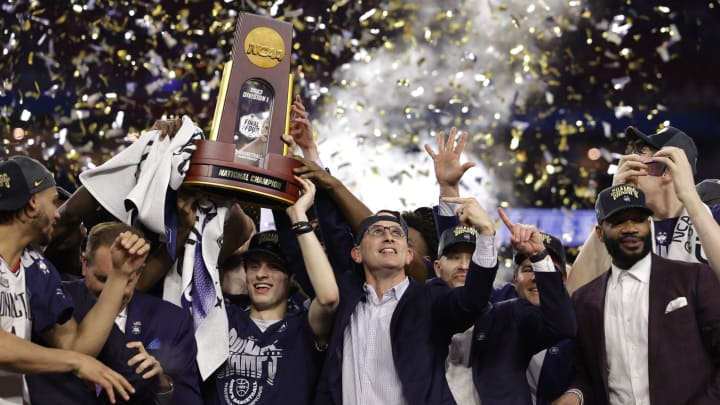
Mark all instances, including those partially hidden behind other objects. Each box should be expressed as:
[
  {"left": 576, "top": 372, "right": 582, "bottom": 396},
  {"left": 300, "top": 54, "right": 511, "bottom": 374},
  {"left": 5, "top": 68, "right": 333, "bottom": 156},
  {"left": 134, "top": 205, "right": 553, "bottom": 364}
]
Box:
[
  {"left": 554, "top": 184, "right": 720, "bottom": 405},
  {"left": 470, "top": 210, "right": 576, "bottom": 405},
  {"left": 27, "top": 221, "right": 202, "bottom": 404},
  {"left": 314, "top": 196, "right": 498, "bottom": 405}
]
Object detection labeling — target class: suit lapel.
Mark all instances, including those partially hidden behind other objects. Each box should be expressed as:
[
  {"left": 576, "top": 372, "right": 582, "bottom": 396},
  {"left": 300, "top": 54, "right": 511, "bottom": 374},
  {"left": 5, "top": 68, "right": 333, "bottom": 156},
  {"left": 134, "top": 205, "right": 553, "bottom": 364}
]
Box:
[
  {"left": 647, "top": 255, "right": 666, "bottom": 397},
  {"left": 587, "top": 272, "right": 611, "bottom": 396}
]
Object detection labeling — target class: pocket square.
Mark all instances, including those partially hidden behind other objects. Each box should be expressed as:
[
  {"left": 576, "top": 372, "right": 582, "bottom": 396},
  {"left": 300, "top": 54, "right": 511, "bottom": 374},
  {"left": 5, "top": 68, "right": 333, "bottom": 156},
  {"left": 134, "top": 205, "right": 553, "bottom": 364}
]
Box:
[{"left": 665, "top": 296, "right": 688, "bottom": 314}]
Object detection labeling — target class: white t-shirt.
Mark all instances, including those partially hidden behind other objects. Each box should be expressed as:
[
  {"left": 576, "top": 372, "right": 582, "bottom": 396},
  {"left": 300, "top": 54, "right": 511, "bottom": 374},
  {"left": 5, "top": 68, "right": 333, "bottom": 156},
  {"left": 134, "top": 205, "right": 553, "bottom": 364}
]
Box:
[{"left": 0, "top": 254, "right": 32, "bottom": 405}]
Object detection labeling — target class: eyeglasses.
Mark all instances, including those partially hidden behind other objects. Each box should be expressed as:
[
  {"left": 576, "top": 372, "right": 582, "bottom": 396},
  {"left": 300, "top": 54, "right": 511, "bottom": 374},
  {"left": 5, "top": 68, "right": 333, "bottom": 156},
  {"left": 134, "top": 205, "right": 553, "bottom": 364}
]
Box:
[{"left": 365, "top": 224, "right": 406, "bottom": 238}]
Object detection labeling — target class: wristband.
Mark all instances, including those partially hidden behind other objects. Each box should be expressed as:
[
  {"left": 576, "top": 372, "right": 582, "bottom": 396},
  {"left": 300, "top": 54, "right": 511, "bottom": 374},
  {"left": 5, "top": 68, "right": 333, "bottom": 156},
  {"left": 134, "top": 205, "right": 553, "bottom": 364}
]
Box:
[
  {"left": 292, "top": 221, "right": 314, "bottom": 235},
  {"left": 529, "top": 249, "right": 548, "bottom": 263}
]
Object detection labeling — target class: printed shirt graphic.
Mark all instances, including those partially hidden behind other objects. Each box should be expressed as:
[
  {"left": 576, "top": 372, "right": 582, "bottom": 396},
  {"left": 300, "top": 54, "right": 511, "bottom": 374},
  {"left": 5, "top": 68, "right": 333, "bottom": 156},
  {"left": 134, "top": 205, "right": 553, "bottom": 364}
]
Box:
[
  {"left": 0, "top": 248, "right": 73, "bottom": 404},
  {"left": 653, "top": 205, "right": 720, "bottom": 261},
  {"left": 207, "top": 301, "right": 323, "bottom": 405}
]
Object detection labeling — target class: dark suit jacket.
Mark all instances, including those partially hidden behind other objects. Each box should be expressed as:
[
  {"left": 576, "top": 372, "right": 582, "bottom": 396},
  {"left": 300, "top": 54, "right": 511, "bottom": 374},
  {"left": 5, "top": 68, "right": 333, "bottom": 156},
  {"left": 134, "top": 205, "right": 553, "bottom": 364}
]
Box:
[
  {"left": 314, "top": 262, "right": 497, "bottom": 405},
  {"left": 472, "top": 271, "right": 576, "bottom": 405},
  {"left": 28, "top": 281, "right": 202, "bottom": 405},
  {"left": 570, "top": 254, "right": 720, "bottom": 405}
]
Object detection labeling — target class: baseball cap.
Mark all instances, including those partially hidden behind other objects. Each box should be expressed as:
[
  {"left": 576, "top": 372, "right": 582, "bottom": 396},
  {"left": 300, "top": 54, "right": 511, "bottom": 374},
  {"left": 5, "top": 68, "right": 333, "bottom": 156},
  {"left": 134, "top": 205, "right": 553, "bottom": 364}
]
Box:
[
  {"left": 696, "top": 179, "right": 720, "bottom": 204},
  {"left": 437, "top": 226, "right": 477, "bottom": 257},
  {"left": 243, "top": 230, "right": 289, "bottom": 272},
  {"left": 513, "top": 231, "right": 567, "bottom": 269},
  {"left": 356, "top": 210, "right": 409, "bottom": 243},
  {"left": 625, "top": 126, "right": 698, "bottom": 175},
  {"left": 0, "top": 156, "right": 56, "bottom": 211},
  {"left": 595, "top": 184, "right": 654, "bottom": 224}
]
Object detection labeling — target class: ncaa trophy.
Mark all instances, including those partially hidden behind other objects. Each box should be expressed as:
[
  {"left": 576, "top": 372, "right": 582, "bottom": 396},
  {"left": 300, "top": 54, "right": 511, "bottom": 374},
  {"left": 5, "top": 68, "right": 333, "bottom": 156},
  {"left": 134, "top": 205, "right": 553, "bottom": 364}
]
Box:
[{"left": 184, "top": 12, "right": 300, "bottom": 207}]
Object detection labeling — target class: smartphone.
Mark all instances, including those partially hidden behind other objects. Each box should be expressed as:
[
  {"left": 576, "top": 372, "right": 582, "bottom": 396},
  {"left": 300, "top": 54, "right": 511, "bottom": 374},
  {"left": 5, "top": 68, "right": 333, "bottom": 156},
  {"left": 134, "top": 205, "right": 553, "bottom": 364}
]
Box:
[{"left": 644, "top": 161, "right": 666, "bottom": 176}]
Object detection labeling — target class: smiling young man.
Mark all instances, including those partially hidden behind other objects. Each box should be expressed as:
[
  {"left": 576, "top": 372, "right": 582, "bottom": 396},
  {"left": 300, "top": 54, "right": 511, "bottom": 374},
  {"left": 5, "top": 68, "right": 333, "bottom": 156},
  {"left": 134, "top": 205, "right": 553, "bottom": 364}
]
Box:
[
  {"left": 555, "top": 184, "right": 720, "bottom": 405},
  {"left": 204, "top": 176, "right": 339, "bottom": 405}
]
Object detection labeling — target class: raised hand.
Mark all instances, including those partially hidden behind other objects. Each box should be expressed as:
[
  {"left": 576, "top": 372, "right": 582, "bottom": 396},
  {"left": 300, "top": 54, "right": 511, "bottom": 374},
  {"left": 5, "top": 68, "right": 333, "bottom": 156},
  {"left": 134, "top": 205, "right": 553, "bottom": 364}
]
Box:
[
  {"left": 612, "top": 154, "right": 648, "bottom": 187},
  {"left": 110, "top": 231, "right": 151, "bottom": 278},
  {"left": 288, "top": 95, "right": 319, "bottom": 161},
  {"left": 424, "top": 127, "right": 475, "bottom": 197},
  {"left": 498, "top": 208, "right": 544, "bottom": 256},
  {"left": 651, "top": 146, "right": 697, "bottom": 203},
  {"left": 287, "top": 175, "right": 317, "bottom": 221},
  {"left": 442, "top": 196, "right": 494, "bottom": 236},
  {"left": 292, "top": 156, "right": 339, "bottom": 190}
]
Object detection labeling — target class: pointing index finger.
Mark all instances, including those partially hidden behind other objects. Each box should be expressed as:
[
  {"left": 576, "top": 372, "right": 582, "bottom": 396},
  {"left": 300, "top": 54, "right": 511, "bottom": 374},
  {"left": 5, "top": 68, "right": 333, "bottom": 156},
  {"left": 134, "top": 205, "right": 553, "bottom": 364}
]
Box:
[{"left": 497, "top": 207, "right": 514, "bottom": 230}]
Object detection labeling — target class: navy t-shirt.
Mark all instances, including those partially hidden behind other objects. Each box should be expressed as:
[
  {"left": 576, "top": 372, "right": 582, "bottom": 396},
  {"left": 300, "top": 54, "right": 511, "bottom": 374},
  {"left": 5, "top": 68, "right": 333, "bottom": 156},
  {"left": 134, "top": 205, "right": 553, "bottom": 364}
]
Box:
[
  {"left": 653, "top": 205, "right": 720, "bottom": 261},
  {"left": 205, "top": 301, "right": 323, "bottom": 405}
]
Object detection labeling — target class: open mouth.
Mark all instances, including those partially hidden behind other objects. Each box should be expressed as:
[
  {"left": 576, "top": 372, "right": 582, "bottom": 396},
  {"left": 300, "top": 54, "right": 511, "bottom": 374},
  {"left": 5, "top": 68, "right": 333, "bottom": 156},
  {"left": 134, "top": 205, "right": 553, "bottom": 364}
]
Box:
[{"left": 253, "top": 283, "right": 272, "bottom": 293}]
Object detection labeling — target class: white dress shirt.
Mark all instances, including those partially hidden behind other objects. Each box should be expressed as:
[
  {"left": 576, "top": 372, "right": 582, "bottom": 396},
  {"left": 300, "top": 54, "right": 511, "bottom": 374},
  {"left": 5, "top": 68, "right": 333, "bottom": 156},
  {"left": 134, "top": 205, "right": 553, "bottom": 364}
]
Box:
[
  {"left": 342, "top": 277, "right": 410, "bottom": 405},
  {"left": 604, "top": 253, "right": 651, "bottom": 405}
]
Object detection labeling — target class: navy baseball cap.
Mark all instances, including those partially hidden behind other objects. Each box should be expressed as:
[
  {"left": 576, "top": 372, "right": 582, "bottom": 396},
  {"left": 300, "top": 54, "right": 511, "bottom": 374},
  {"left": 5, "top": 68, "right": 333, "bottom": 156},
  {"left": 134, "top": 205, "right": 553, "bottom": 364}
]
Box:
[
  {"left": 356, "top": 210, "right": 409, "bottom": 243},
  {"left": 595, "top": 184, "right": 654, "bottom": 224},
  {"left": 0, "top": 156, "right": 56, "bottom": 211},
  {"left": 437, "top": 226, "right": 477, "bottom": 257},
  {"left": 243, "top": 230, "right": 289, "bottom": 272},
  {"left": 625, "top": 126, "right": 698, "bottom": 175},
  {"left": 696, "top": 179, "right": 720, "bottom": 204},
  {"left": 513, "top": 231, "right": 567, "bottom": 269}
]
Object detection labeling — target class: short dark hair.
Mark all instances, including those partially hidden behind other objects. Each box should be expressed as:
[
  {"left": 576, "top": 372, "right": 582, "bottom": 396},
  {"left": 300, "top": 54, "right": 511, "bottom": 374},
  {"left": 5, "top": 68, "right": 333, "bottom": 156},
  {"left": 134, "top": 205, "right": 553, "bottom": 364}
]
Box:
[
  {"left": 0, "top": 205, "right": 27, "bottom": 225},
  {"left": 85, "top": 222, "right": 144, "bottom": 265},
  {"left": 402, "top": 208, "right": 439, "bottom": 261}
]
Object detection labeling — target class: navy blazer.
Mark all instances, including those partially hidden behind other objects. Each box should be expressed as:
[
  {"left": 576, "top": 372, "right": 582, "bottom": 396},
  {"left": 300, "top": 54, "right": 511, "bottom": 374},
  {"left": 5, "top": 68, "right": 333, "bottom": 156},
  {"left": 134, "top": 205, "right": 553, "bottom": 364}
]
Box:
[
  {"left": 314, "top": 260, "right": 497, "bottom": 405},
  {"left": 472, "top": 271, "right": 576, "bottom": 405},
  {"left": 571, "top": 254, "right": 720, "bottom": 405},
  {"left": 28, "top": 281, "right": 202, "bottom": 404}
]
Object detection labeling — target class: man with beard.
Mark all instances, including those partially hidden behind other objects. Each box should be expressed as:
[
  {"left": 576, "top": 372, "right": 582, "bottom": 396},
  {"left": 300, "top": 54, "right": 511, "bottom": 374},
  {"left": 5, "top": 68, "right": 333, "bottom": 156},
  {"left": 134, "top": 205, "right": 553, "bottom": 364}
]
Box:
[
  {"left": 568, "top": 126, "right": 720, "bottom": 293},
  {"left": 554, "top": 184, "right": 720, "bottom": 405},
  {"left": 0, "top": 156, "right": 148, "bottom": 404}
]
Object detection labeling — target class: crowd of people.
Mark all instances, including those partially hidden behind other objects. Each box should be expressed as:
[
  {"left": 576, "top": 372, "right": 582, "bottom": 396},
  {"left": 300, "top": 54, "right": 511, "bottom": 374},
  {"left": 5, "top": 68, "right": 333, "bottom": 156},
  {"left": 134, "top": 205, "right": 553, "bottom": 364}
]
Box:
[{"left": 2, "top": 95, "right": 720, "bottom": 405}]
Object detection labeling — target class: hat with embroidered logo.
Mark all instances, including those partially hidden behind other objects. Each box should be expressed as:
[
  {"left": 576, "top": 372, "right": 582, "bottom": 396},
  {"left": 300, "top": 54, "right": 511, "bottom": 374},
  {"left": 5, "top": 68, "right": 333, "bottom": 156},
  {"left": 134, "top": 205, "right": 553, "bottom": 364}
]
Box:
[
  {"left": 625, "top": 126, "right": 698, "bottom": 175},
  {"left": 696, "top": 179, "right": 720, "bottom": 204},
  {"left": 0, "top": 156, "right": 56, "bottom": 211},
  {"left": 437, "top": 226, "right": 477, "bottom": 257},
  {"left": 595, "top": 184, "right": 654, "bottom": 224},
  {"left": 242, "top": 230, "right": 290, "bottom": 272}
]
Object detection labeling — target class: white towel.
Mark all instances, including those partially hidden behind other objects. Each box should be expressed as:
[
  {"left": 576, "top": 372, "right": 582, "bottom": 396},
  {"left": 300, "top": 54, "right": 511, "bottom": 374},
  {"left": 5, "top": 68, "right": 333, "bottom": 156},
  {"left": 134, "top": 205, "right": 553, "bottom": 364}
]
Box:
[
  {"left": 79, "top": 115, "right": 202, "bottom": 240},
  {"left": 163, "top": 200, "right": 229, "bottom": 380}
]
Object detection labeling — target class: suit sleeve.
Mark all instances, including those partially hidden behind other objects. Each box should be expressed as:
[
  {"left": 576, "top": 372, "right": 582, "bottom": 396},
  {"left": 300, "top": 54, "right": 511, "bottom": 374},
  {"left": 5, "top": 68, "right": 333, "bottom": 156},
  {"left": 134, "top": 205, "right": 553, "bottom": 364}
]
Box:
[
  {"left": 566, "top": 291, "right": 594, "bottom": 404},
  {"left": 690, "top": 264, "right": 720, "bottom": 404},
  {"left": 430, "top": 260, "right": 497, "bottom": 336},
  {"left": 158, "top": 309, "right": 203, "bottom": 405},
  {"left": 518, "top": 270, "right": 577, "bottom": 355}
]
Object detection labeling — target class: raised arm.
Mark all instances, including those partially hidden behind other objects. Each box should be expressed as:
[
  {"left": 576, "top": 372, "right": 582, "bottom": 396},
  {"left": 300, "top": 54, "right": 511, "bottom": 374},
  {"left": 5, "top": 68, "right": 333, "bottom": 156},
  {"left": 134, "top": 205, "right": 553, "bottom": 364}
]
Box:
[
  {"left": 432, "top": 196, "right": 497, "bottom": 334},
  {"left": 424, "top": 127, "right": 476, "bottom": 199},
  {"left": 654, "top": 146, "right": 720, "bottom": 275},
  {"left": 498, "top": 208, "right": 576, "bottom": 350},
  {"left": 293, "top": 156, "right": 372, "bottom": 234},
  {"left": 42, "top": 232, "right": 150, "bottom": 356},
  {"left": 286, "top": 176, "right": 340, "bottom": 347}
]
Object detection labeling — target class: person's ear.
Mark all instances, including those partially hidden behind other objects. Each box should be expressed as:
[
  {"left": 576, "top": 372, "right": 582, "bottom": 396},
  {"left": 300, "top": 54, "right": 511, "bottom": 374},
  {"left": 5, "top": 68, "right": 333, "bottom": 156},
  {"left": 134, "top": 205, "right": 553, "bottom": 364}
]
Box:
[
  {"left": 351, "top": 246, "right": 362, "bottom": 264},
  {"left": 433, "top": 259, "right": 442, "bottom": 278},
  {"left": 594, "top": 224, "right": 603, "bottom": 242}
]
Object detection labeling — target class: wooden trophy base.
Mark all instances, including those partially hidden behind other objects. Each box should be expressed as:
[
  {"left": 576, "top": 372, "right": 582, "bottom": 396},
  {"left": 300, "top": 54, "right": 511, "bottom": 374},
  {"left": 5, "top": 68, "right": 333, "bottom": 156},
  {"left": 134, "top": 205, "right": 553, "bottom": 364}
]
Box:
[{"left": 184, "top": 139, "right": 301, "bottom": 208}]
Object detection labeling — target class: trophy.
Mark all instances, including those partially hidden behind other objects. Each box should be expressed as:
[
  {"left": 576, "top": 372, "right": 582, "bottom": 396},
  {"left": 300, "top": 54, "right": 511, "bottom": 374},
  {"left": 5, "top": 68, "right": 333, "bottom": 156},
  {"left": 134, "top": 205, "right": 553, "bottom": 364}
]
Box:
[{"left": 184, "top": 12, "right": 301, "bottom": 207}]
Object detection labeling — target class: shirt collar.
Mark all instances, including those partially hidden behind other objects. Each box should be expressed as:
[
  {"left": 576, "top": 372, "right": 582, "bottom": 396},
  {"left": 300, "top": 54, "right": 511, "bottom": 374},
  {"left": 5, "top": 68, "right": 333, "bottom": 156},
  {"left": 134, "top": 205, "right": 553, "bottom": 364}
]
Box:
[
  {"left": 363, "top": 276, "right": 410, "bottom": 302},
  {"left": 610, "top": 252, "right": 652, "bottom": 286}
]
